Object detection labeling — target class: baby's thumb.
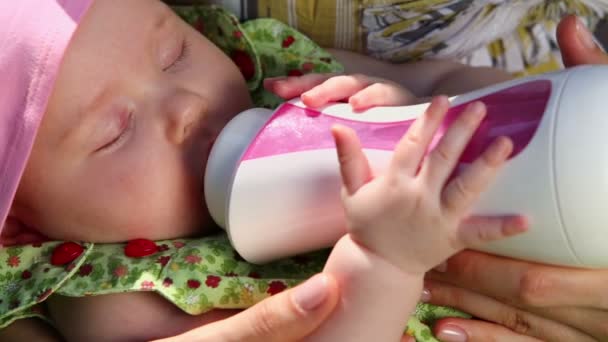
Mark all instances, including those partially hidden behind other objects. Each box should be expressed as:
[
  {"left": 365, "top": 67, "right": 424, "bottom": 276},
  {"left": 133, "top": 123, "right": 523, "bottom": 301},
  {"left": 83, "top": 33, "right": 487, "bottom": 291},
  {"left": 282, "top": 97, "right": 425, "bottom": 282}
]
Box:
[
  {"left": 332, "top": 124, "right": 372, "bottom": 195},
  {"left": 169, "top": 274, "right": 339, "bottom": 342}
]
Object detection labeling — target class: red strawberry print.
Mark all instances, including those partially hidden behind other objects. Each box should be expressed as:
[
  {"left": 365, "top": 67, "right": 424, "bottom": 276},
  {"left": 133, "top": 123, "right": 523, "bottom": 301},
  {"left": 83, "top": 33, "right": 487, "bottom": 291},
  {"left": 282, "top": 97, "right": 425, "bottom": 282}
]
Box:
[
  {"left": 231, "top": 50, "right": 255, "bottom": 80},
  {"left": 233, "top": 30, "right": 243, "bottom": 39},
  {"left": 172, "top": 241, "right": 185, "bottom": 249},
  {"left": 157, "top": 256, "right": 171, "bottom": 267},
  {"left": 125, "top": 239, "right": 158, "bottom": 258},
  {"left": 157, "top": 244, "right": 170, "bottom": 252},
  {"left": 287, "top": 69, "right": 303, "bottom": 77},
  {"left": 184, "top": 254, "right": 202, "bottom": 264},
  {"left": 193, "top": 18, "right": 204, "bottom": 33},
  {"left": 282, "top": 36, "right": 296, "bottom": 48},
  {"left": 51, "top": 242, "right": 83, "bottom": 266},
  {"left": 205, "top": 275, "right": 222, "bottom": 288},
  {"left": 7, "top": 255, "right": 20, "bottom": 267},
  {"left": 78, "top": 264, "right": 93, "bottom": 277},
  {"left": 267, "top": 281, "right": 287, "bottom": 295},
  {"left": 21, "top": 270, "right": 32, "bottom": 280},
  {"left": 163, "top": 277, "right": 173, "bottom": 287},
  {"left": 187, "top": 279, "right": 201, "bottom": 289},
  {"left": 113, "top": 265, "right": 128, "bottom": 278},
  {"left": 302, "top": 62, "right": 315, "bottom": 72},
  {"left": 141, "top": 281, "right": 155, "bottom": 290}
]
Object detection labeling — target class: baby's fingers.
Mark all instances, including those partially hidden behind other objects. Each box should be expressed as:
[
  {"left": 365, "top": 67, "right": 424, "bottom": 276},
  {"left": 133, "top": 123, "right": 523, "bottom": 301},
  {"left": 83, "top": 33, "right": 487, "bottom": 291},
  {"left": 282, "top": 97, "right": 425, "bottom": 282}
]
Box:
[
  {"left": 421, "top": 102, "right": 486, "bottom": 189},
  {"left": 456, "top": 216, "right": 528, "bottom": 248},
  {"left": 264, "top": 73, "right": 336, "bottom": 99},
  {"left": 441, "top": 136, "right": 513, "bottom": 215},
  {"left": 302, "top": 74, "right": 374, "bottom": 107},
  {"left": 348, "top": 82, "right": 417, "bottom": 111},
  {"left": 332, "top": 125, "right": 372, "bottom": 195}
]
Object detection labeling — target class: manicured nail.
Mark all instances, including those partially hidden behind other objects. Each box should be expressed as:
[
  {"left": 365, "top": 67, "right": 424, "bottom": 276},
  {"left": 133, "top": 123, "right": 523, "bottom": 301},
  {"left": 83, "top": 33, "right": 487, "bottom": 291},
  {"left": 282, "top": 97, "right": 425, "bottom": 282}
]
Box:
[
  {"left": 576, "top": 17, "right": 598, "bottom": 50},
  {"left": 421, "top": 288, "right": 431, "bottom": 302},
  {"left": 293, "top": 274, "right": 330, "bottom": 311},
  {"left": 434, "top": 261, "right": 447, "bottom": 273},
  {"left": 436, "top": 324, "right": 468, "bottom": 342}
]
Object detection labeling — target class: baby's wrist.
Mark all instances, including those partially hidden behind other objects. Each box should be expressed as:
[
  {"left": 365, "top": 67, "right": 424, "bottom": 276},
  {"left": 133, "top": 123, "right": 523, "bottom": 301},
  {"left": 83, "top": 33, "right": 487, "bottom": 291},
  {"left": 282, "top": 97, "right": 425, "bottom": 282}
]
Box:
[{"left": 349, "top": 234, "right": 428, "bottom": 279}]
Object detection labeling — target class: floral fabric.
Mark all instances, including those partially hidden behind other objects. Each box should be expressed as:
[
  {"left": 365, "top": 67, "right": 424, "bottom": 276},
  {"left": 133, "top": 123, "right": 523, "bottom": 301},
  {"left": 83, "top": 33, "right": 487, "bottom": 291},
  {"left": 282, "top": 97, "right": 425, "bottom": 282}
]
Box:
[{"left": 0, "top": 6, "right": 471, "bottom": 341}]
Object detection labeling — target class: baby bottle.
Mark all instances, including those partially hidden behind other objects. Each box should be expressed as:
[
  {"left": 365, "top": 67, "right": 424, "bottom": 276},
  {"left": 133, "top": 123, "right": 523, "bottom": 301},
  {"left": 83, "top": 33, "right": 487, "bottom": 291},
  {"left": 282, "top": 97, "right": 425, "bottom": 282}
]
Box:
[{"left": 205, "top": 65, "right": 608, "bottom": 267}]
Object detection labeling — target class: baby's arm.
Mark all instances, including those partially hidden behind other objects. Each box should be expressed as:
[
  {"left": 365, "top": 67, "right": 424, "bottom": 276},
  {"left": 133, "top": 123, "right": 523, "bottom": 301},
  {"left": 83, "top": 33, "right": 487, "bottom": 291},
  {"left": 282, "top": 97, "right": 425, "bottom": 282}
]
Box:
[{"left": 303, "top": 97, "right": 527, "bottom": 341}]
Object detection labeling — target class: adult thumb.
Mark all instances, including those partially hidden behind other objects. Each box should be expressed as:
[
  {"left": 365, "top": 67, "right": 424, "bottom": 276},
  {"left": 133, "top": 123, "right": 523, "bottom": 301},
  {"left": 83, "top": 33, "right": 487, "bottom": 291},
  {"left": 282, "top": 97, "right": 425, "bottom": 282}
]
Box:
[
  {"left": 161, "top": 273, "right": 339, "bottom": 342},
  {"left": 557, "top": 15, "right": 608, "bottom": 67}
]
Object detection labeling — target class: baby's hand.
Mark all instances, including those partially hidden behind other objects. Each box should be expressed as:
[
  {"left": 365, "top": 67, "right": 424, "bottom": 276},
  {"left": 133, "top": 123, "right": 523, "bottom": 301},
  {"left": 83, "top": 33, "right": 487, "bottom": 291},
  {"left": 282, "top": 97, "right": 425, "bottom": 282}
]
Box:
[
  {"left": 264, "top": 73, "right": 418, "bottom": 110},
  {"left": 333, "top": 96, "right": 527, "bottom": 275}
]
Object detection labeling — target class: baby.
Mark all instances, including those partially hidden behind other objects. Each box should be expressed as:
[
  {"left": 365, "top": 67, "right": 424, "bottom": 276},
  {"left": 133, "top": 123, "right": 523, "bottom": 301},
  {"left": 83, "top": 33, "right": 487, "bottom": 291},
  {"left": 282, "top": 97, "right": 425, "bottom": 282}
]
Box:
[{"left": 0, "top": 0, "right": 526, "bottom": 341}]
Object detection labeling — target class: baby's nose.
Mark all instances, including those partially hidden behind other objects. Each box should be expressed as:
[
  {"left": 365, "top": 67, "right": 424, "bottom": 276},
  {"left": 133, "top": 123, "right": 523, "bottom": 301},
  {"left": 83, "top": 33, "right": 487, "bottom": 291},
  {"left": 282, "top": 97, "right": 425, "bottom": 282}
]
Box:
[{"left": 165, "top": 89, "right": 206, "bottom": 145}]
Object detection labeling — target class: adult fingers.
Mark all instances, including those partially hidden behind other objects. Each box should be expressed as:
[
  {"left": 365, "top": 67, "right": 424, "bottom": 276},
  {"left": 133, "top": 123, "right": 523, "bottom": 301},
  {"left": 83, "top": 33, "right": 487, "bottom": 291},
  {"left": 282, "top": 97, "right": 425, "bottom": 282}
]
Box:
[
  {"left": 427, "top": 250, "right": 608, "bottom": 309},
  {"left": 525, "top": 306, "right": 608, "bottom": 340},
  {"left": 158, "top": 274, "right": 339, "bottom": 342},
  {"left": 557, "top": 15, "right": 608, "bottom": 67},
  {"left": 423, "top": 280, "right": 595, "bottom": 342},
  {"left": 434, "top": 318, "right": 544, "bottom": 342}
]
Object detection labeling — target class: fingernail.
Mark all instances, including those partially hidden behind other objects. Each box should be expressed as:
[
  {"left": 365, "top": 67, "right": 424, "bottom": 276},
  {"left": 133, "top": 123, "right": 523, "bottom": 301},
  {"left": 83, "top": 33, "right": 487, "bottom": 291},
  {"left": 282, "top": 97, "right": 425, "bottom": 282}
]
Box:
[
  {"left": 434, "top": 262, "right": 447, "bottom": 273},
  {"left": 436, "top": 324, "right": 468, "bottom": 342},
  {"left": 293, "top": 274, "right": 330, "bottom": 311},
  {"left": 465, "top": 102, "right": 485, "bottom": 120},
  {"left": 421, "top": 288, "right": 431, "bottom": 302},
  {"left": 576, "top": 17, "right": 598, "bottom": 50},
  {"left": 486, "top": 136, "right": 512, "bottom": 163},
  {"left": 504, "top": 216, "right": 529, "bottom": 235}
]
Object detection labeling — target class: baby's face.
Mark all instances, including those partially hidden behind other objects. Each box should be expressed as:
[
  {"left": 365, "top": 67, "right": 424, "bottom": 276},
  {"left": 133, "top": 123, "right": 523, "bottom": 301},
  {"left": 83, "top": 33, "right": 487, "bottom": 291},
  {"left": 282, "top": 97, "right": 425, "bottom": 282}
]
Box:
[{"left": 12, "top": 0, "right": 252, "bottom": 242}]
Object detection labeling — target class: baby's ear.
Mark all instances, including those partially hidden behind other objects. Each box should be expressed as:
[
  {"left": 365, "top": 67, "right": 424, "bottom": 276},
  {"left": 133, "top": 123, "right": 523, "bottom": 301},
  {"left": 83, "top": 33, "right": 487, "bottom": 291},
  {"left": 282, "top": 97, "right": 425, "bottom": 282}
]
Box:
[{"left": 1, "top": 213, "right": 48, "bottom": 246}]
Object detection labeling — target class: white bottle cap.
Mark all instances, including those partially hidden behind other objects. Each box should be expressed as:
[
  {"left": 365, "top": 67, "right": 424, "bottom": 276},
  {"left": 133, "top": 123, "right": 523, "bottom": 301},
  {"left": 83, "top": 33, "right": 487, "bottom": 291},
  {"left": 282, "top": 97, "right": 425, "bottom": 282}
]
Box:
[{"left": 204, "top": 108, "right": 273, "bottom": 229}]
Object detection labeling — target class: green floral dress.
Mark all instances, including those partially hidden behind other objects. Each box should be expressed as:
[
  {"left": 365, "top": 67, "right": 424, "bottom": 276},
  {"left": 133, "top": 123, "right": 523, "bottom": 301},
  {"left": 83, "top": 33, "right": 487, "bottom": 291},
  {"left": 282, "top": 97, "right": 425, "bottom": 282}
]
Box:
[{"left": 0, "top": 6, "right": 469, "bottom": 341}]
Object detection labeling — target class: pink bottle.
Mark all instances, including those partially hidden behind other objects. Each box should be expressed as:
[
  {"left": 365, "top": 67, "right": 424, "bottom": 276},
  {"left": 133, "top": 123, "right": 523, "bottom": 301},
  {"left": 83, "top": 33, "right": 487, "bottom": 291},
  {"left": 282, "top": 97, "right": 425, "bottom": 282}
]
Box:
[{"left": 205, "top": 65, "right": 608, "bottom": 267}]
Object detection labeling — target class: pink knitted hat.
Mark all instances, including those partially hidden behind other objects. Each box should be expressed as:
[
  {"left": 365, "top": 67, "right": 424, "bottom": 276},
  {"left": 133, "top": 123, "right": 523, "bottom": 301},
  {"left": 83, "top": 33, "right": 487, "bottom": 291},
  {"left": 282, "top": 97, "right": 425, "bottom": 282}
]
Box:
[{"left": 0, "top": 0, "right": 94, "bottom": 236}]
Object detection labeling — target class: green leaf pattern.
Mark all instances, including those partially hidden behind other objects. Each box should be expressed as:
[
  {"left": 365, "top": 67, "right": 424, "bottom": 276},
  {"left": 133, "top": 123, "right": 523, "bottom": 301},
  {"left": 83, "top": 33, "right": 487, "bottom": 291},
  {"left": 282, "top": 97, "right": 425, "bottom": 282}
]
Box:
[
  {"left": 0, "top": 6, "right": 470, "bottom": 340},
  {"left": 0, "top": 235, "right": 468, "bottom": 341}
]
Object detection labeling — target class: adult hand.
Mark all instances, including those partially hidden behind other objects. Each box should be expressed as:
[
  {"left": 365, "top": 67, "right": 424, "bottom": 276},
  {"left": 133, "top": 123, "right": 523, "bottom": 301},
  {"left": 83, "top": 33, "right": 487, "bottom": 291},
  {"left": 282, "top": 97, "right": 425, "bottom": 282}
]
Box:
[
  {"left": 153, "top": 274, "right": 339, "bottom": 342},
  {"left": 557, "top": 14, "right": 608, "bottom": 66},
  {"left": 424, "top": 250, "right": 607, "bottom": 341},
  {"left": 414, "top": 15, "right": 608, "bottom": 342}
]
